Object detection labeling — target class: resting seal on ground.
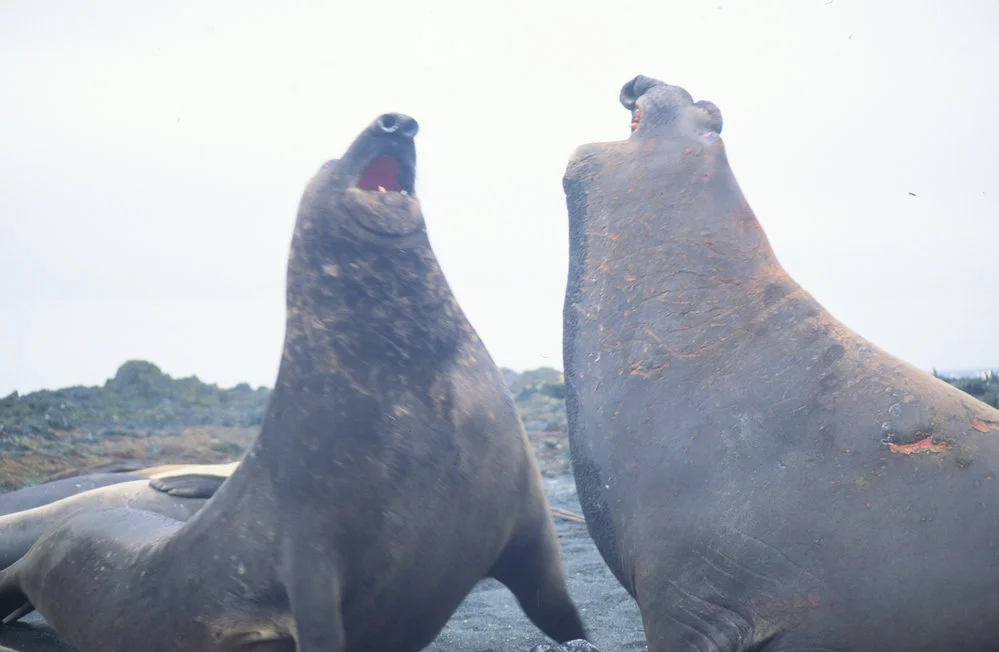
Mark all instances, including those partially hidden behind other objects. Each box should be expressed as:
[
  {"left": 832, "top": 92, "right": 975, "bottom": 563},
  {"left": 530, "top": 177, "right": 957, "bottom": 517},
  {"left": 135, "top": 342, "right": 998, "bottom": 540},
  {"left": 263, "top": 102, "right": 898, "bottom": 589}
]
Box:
[
  {"left": 0, "top": 462, "right": 238, "bottom": 572},
  {"left": 0, "top": 474, "right": 224, "bottom": 572},
  {"left": 0, "top": 461, "right": 237, "bottom": 517},
  {"left": 561, "top": 74, "right": 999, "bottom": 651},
  {"left": 0, "top": 112, "right": 587, "bottom": 652}
]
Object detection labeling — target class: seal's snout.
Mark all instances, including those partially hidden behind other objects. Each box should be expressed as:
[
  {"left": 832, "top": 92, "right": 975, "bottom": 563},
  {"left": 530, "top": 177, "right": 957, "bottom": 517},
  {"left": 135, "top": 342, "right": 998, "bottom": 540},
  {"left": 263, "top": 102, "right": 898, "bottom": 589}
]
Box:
[
  {"left": 375, "top": 113, "right": 419, "bottom": 139},
  {"left": 619, "top": 75, "right": 658, "bottom": 111},
  {"left": 621, "top": 75, "right": 661, "bottom": 133},
  {"left": 619, "top": 75, "right": 698, "bottom": 135}
]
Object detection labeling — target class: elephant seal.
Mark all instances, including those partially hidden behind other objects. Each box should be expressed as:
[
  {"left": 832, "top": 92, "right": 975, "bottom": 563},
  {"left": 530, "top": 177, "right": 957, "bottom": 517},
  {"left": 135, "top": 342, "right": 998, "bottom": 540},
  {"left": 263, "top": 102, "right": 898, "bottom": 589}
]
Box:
[
  {"left": 0, "top": 462, "right": 237, "bottom": 517},
  {"left": 0, "top": 474, "right": 146, "bottom": 517},
  {"left": 0, "top": 112, "right": 587, "bottom": 652},
  {"left": 562, "top": 74, "right": 999, "bottom": 651},
  {"left": 0, "top": 463, "right": 236, "bottom": 576},
  {"left": 0, "top": 471, "right": 227, "bottom": 571}
]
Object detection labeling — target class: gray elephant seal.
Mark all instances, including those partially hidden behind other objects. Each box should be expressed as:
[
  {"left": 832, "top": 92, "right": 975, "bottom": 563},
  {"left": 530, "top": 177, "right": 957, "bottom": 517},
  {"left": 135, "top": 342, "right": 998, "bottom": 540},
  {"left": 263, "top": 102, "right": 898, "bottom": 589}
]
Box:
[
  {"left": 0, "top": 113, "right": 587, "bottom": 652},
  {"left": 0, "top": 474, "right": 146, "bottom": 518},
  {"left": 562, "top": 74, "right": 999, "bottom": 651},
  {"left": 0, "top": 473, "right": 226, "bottom": 571},
  {"left": 0, "top": 463, "right": 236, "bottom": 576},
  {"left": 0, "top": 462, "right": 237, "bottom": 517}
]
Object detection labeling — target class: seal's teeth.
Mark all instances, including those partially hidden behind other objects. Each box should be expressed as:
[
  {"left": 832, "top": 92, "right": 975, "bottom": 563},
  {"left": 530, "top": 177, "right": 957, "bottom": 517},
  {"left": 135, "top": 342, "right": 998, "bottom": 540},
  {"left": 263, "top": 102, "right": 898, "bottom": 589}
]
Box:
[
  {"left": 400, "top": 190, "right": 408, "bottom": 196},
  {"left": 378, "top": 185, "right": 387, "bottom": 193}
]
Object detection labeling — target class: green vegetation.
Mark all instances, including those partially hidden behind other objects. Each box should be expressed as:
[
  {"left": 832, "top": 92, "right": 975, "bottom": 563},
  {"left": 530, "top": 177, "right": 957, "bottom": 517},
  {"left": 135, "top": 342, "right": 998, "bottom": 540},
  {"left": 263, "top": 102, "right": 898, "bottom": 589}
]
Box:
[
  {"left": 0, "top": 360, "right": 269, "bottom": 451},
  {"left": 933, "top": 369, "right": 999, "bottom": 408}
]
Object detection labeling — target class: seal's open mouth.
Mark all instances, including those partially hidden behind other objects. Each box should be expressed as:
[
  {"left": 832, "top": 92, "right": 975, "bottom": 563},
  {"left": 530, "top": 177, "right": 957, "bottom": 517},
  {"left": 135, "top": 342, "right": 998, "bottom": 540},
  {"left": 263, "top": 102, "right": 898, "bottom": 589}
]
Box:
[
  {"left": 630, "top": 106, "right": 641, "bottom": 133},
  {"left": 357, "top": 156, "right": 413, "bottom": 195}
]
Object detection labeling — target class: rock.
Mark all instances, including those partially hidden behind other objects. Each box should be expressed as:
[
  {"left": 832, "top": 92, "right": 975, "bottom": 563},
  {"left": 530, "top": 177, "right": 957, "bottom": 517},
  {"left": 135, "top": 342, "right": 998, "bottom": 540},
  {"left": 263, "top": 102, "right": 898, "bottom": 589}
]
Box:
[{"left": 530, "top": 641, "right": 602, "bottom": 652}]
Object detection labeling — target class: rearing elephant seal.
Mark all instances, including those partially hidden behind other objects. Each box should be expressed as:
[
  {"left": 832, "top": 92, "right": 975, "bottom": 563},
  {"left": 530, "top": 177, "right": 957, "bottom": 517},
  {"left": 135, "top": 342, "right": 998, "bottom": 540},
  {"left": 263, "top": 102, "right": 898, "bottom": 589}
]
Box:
[
  {"left": 0, "top": 112, "right": 587, "bottom": 652},
  {"left": 562, "top": 74, "right": 999, "bottom": 651}
]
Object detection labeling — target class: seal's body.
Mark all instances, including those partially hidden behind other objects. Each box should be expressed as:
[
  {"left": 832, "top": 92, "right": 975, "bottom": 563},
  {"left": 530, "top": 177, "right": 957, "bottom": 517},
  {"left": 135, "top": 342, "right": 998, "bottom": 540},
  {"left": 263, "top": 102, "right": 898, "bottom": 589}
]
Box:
[
  {"left": 0, "top": 474, "right": 146, "bottom": 517},
  {"left": 0, "top": 463, "right": 236, "bottom": 572},
  {"left": 0, "top": 477, "right": 214, "bottom": 571},
  {"left": 0, "top": 462, "right": 239, "bottom": 533},
  {"left": 562, "top": 75, "right": 999, "bottom": 651},
  {"left": 0, "top": 113, "right": 586, "bottom": 652},
  {"left": 0, "top": 462, "right": 237, "bottom": 517}
]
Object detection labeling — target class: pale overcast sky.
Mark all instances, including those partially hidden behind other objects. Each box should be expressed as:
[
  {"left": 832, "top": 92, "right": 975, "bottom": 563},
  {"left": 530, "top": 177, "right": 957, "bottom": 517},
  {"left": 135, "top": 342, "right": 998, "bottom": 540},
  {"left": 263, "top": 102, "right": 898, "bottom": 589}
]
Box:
[{"left": 1, "top": 0, "right": 996, "bottom": 395}]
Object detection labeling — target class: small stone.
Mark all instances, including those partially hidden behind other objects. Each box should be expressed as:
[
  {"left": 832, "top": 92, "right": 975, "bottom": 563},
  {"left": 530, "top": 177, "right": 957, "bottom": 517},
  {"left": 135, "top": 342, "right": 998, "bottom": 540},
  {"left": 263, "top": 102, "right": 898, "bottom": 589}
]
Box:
[{"left": 529, "top": 641, "right": 602, "bottom": 652}]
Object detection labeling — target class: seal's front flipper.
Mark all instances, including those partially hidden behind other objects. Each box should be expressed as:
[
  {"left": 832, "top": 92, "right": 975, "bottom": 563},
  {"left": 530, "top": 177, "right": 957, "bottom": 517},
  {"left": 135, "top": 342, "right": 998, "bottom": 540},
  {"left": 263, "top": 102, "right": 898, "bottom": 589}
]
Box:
[
  {"left": 0, "top": 603, "right": 34, "bottom": 625},
  {"left": 280, "top": 534, "right": 346, "bottom": 652},
  {"left": 0, "top": 565, "right": 32, "bottom": 626},
  {"left": 490, "top": 514, "right": 588, "bottom": 646},
  {"left": 149, "top": 474, "right": 227, "bottom": 499}
]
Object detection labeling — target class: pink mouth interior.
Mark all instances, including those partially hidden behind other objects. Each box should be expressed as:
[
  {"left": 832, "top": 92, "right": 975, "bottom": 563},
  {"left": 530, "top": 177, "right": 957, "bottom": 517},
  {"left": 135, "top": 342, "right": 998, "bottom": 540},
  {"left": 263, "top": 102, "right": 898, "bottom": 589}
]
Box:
[{"left": 357, "top": 156, "right": 402, "bottom": 192}]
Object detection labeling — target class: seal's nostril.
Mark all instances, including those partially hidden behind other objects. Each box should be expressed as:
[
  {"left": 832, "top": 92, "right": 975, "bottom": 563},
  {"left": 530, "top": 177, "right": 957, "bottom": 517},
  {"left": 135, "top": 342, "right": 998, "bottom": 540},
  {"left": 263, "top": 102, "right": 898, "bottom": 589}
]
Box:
[
  {"left": 400, "top": 117, "right": 419, "bottom": 138},
  {"left": 376, "top": 114, "right": 400, "bottom": 133},
  {"left": 620, "top": 75, "right": 654, "bottom": 110},
  {"left": 375, "top": 113, "right": 418, "bottom": 139},
  {"left": 693, "top": 100, "right": 724, "bottom": 135}
]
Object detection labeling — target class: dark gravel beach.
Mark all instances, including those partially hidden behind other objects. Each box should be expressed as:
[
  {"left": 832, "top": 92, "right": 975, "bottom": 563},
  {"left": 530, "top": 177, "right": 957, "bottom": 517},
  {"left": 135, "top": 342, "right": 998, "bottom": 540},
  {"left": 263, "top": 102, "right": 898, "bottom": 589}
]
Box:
[{"left": 0, "top": 473, "right": 647, "bottom": 652}]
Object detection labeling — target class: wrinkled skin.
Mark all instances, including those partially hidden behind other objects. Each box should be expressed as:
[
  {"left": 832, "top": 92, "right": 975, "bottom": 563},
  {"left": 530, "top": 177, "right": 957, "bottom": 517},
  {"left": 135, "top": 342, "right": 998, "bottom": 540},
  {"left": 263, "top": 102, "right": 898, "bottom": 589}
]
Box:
[
  {"left": 562, "top": 74, "right": 999, "bottom": 651},
  {"left": 0, "top": 113, "right": 586, "bottom": 652}
]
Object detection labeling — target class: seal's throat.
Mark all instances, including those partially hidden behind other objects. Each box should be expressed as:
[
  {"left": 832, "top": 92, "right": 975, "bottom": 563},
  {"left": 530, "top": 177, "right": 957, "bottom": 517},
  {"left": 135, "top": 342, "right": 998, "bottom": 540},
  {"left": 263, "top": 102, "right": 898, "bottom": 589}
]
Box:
[{"left": 358, "top": 156, "right": 404, "bottom": 193}]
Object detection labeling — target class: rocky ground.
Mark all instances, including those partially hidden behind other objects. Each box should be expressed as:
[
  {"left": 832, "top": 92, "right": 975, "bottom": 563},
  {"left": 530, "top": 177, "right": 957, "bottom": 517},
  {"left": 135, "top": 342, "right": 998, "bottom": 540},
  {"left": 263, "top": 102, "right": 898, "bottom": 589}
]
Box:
[
  {"left": 1, "top": 361, "right": 995, "bottom": 651},
  {"left": 0, "top": 361, "right": 571, "bottom": 491}
]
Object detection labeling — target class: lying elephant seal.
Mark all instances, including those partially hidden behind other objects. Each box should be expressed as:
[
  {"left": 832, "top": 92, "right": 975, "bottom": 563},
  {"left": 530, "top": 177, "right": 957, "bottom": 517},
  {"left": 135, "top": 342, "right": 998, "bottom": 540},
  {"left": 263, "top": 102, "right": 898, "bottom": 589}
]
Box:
[
  {"left": 562, "top": 74, "right": 999, "bottom": 651},
  {"left": 0, "top": 462, "right": 238, "bottom": 572},
  {"left": 0, "top": 471, "right": 229, "bottom": 572},
  {"left": 0, "top": 112, "right": 587, "bottom": 652},
  {"left": 0, "top": 461, "right": 237, "bottom": 517},
  {"left": 0, "top": 474, "right": 147, "bottom": 518}
]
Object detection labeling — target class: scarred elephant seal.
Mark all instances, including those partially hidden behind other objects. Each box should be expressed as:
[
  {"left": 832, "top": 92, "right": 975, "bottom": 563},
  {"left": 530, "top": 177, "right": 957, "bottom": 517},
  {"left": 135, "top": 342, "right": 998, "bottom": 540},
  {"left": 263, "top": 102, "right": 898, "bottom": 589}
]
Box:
[{"left": 562, "top": 74, "right": 999, "bottom": 651}]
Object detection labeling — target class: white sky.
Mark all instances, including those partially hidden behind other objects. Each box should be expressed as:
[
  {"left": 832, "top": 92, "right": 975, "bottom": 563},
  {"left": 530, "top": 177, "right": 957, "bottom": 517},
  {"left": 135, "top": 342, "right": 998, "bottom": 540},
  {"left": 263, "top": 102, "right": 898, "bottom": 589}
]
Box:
[{"left": 1, "top": 0, "right": 996, "bottom": 395}]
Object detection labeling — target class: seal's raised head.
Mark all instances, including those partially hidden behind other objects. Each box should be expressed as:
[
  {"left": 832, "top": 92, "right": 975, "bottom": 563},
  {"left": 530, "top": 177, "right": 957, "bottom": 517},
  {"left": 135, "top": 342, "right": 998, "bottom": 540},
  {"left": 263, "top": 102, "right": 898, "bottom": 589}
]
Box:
[
  {"left": 300, "top": 112, "right": 423, "bottom": 243},
  {"left": 562, "top": 75, "right": 779, "bottom": 376},
  {"left": 283, "top": 111, "right": 459, "bottom": 371},
  {"left": 619, "top": 74, "right": 723, "bottom": 140},
  {"left": 565, "top": 74, "right": 725, "bottom": 192}
]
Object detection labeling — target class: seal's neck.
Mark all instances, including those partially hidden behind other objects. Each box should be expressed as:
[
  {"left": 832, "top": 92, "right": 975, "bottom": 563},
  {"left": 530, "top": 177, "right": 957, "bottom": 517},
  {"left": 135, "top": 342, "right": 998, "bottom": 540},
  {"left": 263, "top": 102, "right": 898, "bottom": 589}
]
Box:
[
  {"left": 249, "top": 229, "right": 467, "bottom": 487},
  {"left": 283, "top": 230, "right": 464, "bottom": 377},
  {"left": 565, "top": 153, "right": 792, "bottom": 353}
]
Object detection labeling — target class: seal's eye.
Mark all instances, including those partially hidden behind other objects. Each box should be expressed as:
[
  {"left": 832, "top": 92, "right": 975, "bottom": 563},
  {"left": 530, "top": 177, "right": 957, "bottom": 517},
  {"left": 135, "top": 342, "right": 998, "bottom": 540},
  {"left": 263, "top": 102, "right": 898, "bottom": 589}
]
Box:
[{"left": 630, "top": 106, "right": 641, "bottom": 133}]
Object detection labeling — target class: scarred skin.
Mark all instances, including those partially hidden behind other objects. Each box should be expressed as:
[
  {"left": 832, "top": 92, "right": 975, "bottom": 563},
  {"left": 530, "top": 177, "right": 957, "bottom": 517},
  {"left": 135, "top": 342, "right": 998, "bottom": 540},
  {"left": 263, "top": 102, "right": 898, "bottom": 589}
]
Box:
[
  {"left": 562, "top": 74, "right": 999, "bottom": 651},
  {"left": 0, "top": 113, "right": 586, "bottom": 652}
]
